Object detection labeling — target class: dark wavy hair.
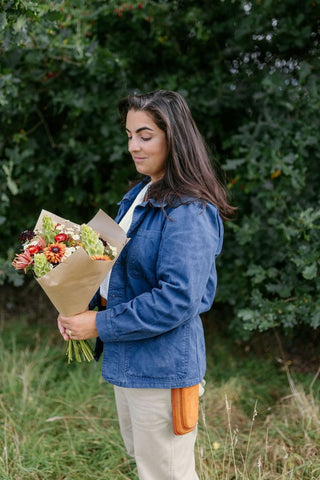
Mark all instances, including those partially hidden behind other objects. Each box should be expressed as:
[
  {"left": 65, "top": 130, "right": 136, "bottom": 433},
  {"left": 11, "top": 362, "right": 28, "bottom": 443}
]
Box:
[{"left": 118, "top": 89, "right": 235, "bottom": 221}]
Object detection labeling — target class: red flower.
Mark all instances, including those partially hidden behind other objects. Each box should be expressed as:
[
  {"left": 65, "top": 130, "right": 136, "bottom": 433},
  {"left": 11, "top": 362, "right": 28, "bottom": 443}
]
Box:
[
  {"left": 27, "top": 236, "right": 46, "bottom": 255},
  {"left": 54, "top": 233, "right": 68, "bottom": 242},
  {"left": 12, "top": 251, "right": 33, "bottom": 273},
  {"left": 27, "top": 245, "right": 40, "bottom": 255}
]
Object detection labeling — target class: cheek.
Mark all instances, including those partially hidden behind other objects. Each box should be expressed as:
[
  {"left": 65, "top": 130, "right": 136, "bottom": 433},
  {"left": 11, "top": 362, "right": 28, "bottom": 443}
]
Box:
[{"left": 153, "top": 138, "right": 167, "bottom": 161}]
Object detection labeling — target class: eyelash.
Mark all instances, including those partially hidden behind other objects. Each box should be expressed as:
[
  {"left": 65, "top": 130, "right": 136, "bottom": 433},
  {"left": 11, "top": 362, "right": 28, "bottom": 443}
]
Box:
[{"left": 127, "top": 136, "right": 151, "bottom": 142}]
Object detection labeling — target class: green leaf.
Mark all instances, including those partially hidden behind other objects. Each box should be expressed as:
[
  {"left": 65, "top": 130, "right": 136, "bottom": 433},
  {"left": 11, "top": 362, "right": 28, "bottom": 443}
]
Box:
[
  {"left": 302, "top": 263, "right": 318, "bottom": 280},
  {"left": 13, "top": 16, "right": 27, "bottom": 32}
]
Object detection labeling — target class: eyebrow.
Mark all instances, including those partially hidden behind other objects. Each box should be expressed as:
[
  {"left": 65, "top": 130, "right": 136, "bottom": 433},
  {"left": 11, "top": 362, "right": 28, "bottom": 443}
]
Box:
[{"left": 125, "top": 126, "right": 154, "bottom": 134}]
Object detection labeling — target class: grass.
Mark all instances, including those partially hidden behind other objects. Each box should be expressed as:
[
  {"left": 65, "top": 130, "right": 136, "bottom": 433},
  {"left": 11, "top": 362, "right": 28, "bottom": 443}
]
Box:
[
  {"left": 197, "top": 317, "right": 320, "bottom": 479},
  {"left": 1, "top": 291, "right": 320, "bottom": 479},
  {"left": 197, "top": 376, "right": 320, "bottom": 479},
  {"left": 0, "top": 314, "right": 137, "bottom": 480}
]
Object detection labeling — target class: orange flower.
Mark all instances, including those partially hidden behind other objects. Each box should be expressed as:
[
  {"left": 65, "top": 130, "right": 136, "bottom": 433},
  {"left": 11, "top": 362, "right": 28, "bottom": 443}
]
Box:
[
  {"left": 70, "top": 240, "right": 84, "bottom": 248},
  {"left": 12, "top": 251, "right": 33, "bottom": 273},
  {"left": 91, "top": 255, "right": 111, "bottom": 261},
  {"left": 44, "top": 243, "right": 66, "bottom": 263}
]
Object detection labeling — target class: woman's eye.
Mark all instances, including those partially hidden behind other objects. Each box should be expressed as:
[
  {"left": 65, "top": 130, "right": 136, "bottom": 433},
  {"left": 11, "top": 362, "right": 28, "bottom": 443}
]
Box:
[{"left": 126, "top": 135, "right": 151, "bottom": 142}]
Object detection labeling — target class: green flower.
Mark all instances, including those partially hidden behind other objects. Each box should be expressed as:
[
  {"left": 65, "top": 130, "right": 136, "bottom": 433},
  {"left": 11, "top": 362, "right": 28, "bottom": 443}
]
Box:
[
  {"left": 80, "top": 224, "right": 104, "bottom": 257},
  {"left": 33, "top": 253, "right": 51, "bottom": 277},
  {"left": 42, "top": 215, "right": 57, "bottom": 243}
]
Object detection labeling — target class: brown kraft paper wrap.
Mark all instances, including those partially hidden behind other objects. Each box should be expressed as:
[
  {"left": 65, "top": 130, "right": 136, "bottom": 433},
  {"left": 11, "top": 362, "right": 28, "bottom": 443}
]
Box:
[{"left": 34, "top": 209, "right": 128, "bottom": 317}]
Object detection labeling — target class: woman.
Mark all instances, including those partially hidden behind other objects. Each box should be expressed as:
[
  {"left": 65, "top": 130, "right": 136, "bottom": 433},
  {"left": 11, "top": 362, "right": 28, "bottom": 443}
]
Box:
[{"left": 58, "top": 89, "right": 234, "bottom": 479}]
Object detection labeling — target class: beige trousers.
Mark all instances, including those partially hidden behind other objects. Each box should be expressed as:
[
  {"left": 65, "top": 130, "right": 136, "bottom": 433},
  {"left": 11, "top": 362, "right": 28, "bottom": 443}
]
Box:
[{"left": 114, "top": 386, "right": 199, "bottom": 480}]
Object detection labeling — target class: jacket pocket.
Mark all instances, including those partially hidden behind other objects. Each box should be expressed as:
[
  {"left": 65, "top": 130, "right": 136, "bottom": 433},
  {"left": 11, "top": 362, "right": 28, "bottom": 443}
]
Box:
[
  {"left": 126, "top": 229, "right": 161, "bottom": 280},
  {"left": 124, "top": 322, "right": 190, "bottom": 380}
]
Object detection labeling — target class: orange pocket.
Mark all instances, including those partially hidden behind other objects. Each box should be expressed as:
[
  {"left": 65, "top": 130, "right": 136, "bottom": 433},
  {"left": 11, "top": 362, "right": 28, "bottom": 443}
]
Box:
[{"left": 171, "top": 384, "right": 199, "bottom": 435}]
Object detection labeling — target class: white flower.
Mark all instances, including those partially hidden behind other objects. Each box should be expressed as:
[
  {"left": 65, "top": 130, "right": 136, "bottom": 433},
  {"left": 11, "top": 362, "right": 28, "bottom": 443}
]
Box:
[
  {"left": 64, "top": 247, "right": 76, "bottom": 258},
  {"left": 23, "top": 239, "right": 38, "bottom": 250}
]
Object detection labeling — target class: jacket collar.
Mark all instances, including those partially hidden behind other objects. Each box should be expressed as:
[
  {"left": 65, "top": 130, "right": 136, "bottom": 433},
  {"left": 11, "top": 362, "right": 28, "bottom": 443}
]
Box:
[{"left": 119, "top": 177, "right": 169, "bottom": 209}]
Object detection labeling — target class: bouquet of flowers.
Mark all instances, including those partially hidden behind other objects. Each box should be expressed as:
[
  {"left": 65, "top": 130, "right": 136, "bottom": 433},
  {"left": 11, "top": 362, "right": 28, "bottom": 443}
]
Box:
[{"left": 12, "top": 209, "right": 127, "bottom": 363}]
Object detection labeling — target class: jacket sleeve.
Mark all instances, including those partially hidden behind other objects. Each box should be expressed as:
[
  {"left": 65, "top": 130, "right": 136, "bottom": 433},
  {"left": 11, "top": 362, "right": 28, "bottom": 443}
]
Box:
[{"left": 96, "top": 202, "right": 223, "bottom": 342}]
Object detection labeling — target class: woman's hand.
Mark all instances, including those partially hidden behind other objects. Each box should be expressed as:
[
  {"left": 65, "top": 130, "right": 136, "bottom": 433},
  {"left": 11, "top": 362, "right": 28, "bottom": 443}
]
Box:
[{"left": 57, "top": 309, "right": 98, "bottom": 341}]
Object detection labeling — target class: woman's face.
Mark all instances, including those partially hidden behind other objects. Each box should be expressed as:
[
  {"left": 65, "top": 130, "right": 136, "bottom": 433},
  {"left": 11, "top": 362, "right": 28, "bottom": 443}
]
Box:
[{"left": 126, "top": 109, "right": 168, "bottom": 182}]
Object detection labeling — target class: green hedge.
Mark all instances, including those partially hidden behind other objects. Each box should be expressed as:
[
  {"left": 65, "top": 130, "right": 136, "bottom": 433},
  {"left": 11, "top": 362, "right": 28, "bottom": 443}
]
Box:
[{"left": 1, "top": 0, "right": 319, "bottom": 336}]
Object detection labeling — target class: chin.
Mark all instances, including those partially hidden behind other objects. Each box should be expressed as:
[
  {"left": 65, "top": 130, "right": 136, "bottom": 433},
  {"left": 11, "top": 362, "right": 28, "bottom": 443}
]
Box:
[{"left": 136, "top": 167, "right": 148, "bottom": 176}]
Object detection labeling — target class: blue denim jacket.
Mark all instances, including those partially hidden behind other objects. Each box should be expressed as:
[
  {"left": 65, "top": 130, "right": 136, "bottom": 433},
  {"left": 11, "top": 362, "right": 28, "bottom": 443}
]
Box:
[{"left": 95, "top": 179, "right": 224, "bottom": 388}]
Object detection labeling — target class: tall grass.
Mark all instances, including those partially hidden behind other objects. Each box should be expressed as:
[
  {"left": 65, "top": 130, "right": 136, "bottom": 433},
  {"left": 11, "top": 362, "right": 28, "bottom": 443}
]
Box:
[
  {"left": 0, "top": 319, "right": 137, "bottom": 480},
  {"left": 196, "top": 370, "right": 320, "bottom": 479},
  {"left": 1, "top": 314, "right": 320, "bottom": 479}
]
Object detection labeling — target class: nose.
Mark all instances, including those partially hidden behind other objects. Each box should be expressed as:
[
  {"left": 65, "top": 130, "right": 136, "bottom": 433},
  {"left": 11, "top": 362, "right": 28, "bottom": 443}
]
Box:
[{"left": 129, "top": 136, "right": 141, "bottom": 153}]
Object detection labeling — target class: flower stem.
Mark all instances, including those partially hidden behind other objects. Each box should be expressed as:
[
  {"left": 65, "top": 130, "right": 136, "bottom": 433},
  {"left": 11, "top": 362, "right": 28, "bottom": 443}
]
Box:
[{"left": 65, "top": 339, "right": 94, "bottom": 364}]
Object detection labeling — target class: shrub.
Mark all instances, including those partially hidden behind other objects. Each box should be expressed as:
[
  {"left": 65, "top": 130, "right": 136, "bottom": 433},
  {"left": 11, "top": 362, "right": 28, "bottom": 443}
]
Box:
[{"left": 1, "top": 0, "right": 319, "bottom": 336}]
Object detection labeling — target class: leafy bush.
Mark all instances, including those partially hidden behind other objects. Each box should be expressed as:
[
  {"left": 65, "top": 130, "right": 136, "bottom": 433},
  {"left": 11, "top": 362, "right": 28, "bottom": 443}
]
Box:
[
  {"left": 219, "top": 71, "right": 320, "bottom": 335},
  {"left": 1, "top": 0, "right": 319, "bottom": 336}
]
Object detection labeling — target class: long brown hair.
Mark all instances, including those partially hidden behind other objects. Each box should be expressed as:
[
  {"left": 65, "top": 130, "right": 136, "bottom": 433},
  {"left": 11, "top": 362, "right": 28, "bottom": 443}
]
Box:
[{"left": 118, "top": 90, "right": 235, "bottom": 221}]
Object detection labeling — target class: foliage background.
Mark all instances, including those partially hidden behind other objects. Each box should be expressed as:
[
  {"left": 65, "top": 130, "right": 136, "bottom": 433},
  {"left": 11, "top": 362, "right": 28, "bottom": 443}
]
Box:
[{"left": 1, "top": 0, "right": 319, "bottom": 338}]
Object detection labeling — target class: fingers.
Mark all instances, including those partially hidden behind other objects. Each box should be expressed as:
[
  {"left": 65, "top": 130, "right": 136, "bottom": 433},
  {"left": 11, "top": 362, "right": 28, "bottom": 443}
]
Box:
[
  {"left": 57, "top": 311, "right": 98, "bottom": 341},
  {"left": 57, "top": 315, "right": 71, "bottom": 341}
]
